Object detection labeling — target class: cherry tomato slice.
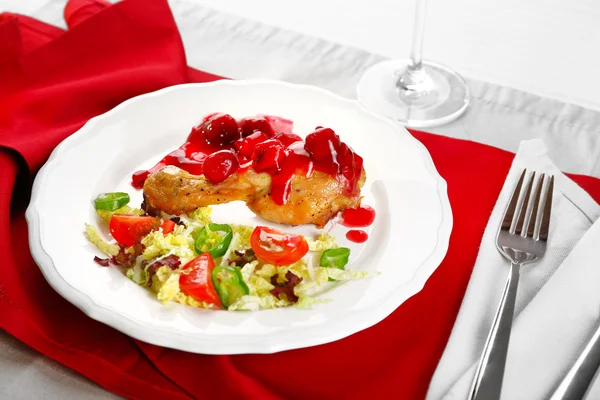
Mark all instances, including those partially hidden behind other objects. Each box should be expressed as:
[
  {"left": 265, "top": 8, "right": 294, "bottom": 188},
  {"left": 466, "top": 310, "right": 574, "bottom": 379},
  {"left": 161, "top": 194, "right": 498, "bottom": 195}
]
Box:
[
  {"left": 179, "top": 253, "right": 220, "bottom": 306},
  {"left": 109, "top": 215, "right": 160, "bottom": 247},
  {"left": 250, "top": 226, "right": 309, "bottom": 266},
  {"left": 160, "top": 219, "right": 176, "bottom": 235}
]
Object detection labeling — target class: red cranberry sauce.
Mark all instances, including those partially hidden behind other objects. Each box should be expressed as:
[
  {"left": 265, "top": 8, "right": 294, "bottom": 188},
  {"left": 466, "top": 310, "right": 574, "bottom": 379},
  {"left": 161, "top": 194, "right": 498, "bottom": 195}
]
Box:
[
  {"left": 340, "top": 205, "right": 376, "bottom": 228},
  {"left": 346, "top": 230, "right": 368, "bottom": 243},
  {"left": 131, "top": 113, "right": 364, "bottom": 205}
]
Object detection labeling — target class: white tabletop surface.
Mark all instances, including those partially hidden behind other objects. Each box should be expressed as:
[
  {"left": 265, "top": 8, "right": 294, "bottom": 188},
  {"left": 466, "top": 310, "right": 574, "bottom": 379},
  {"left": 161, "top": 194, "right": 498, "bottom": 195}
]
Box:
[
  {"left": 8, "top": 0, "right": 600, "bottom": 112},
  {"left": 1, "top": 0, "right": 600, "bottom": 398}
]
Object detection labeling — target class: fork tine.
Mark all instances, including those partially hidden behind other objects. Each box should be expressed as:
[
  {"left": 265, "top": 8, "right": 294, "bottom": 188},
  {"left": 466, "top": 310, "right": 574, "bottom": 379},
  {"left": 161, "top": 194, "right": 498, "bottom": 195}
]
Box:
[
  {"left": 537, "top": 175, "right": 554, "bottom": 240},
  {"left": 515, "top": 172, "right": 535, "bottom": 235},
  {"left": 501, "top": 170, "right": 526, "bottom": 230},
  {"left": 527, "top": 174, "right": 544, "bottom": 237}
]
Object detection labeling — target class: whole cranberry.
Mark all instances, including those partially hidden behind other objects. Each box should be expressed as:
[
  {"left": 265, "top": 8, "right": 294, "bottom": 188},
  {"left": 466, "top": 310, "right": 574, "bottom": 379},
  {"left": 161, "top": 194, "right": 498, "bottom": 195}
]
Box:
[
  {"left": 304, "top": 127, "right": 341, "bottom": 163},
  {"left": 252, "top": 139, "right": 287, "bottom": 173},
  {"left": 201, "top": 113, "right": 240, "bottom": 145},
  {"left": 234, "top": 131, "right": 269, "bottom": 160},
  {"left": 187, "top": 124, "right": 205, "bottom": 145},
  {"left": 202, "top": 150, "right": 239, "bottom": 183},
  {"left": 274, "top": 132, "right": 303, "bottom": 147},
  {"left": 238, "top": 116, "right": 275, "bottom": 138},
  {"left": 263, "top": 115, "right": 294, "bottom": 134},
  {"left": 336, "top": 143, "right": 363, "bottom": 194}
]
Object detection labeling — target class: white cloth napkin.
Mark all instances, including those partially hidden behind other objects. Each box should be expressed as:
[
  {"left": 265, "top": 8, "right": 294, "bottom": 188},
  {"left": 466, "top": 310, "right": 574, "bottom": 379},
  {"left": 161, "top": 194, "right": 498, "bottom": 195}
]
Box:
[{"left": 426, "top": 139, "right": 600, "bottom": 400}]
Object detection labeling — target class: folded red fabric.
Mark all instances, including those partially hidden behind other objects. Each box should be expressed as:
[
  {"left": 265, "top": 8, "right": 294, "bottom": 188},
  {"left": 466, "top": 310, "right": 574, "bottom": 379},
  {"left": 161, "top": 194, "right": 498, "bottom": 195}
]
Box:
[
  {"left": 0, "top": 1, "right": 198, "bottom": 399},
  {"left": 64, "top": 0, "right": 111, "bottom": 27},
  {"left": 0, "top": 1, "right": 598, "bottom": 399}
]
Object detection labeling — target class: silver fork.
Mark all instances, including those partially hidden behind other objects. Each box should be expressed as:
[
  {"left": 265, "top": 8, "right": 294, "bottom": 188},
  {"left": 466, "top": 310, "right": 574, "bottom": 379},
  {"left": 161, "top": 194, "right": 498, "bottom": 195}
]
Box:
[{"left": 468, "top": 169, "right": 554, "bottom": 400}]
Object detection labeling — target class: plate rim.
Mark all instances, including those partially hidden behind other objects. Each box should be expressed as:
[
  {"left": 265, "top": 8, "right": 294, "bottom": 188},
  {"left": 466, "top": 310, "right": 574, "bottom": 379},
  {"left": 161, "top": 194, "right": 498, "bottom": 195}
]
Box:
[{"left": 26, "top": 79, "right": 453, "bottom": 354}]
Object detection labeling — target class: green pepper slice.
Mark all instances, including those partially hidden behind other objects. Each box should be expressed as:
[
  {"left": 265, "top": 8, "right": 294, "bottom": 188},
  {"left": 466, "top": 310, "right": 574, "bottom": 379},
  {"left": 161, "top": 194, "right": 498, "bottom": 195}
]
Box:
[
  {"left": 195, "top": 223, "right": 233, "bottom": 258},
  {"left": 94, "top": 192, "right": 130, "bottom": 211},
  {"left": 320, "top": 247, "right": 350, "bottom": 270},
  {"left": 211, "top": 265, "right": 249, "bottom": 308}
]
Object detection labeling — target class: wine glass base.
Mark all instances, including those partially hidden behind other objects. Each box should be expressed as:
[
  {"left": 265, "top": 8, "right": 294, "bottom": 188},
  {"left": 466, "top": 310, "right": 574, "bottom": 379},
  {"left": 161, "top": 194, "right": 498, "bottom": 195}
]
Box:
[{"left": 357, "top": 59, "right": 470, "bottom": 128}]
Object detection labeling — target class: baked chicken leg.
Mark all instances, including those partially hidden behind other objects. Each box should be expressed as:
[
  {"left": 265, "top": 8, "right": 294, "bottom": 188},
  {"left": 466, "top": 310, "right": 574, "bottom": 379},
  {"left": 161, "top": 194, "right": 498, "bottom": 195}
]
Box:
[
  {"left": 143, "top": 165, "right": 366, "bottom": 228},
  {"left": 137, "top": 113, "right": 366, "bottom": 228}
]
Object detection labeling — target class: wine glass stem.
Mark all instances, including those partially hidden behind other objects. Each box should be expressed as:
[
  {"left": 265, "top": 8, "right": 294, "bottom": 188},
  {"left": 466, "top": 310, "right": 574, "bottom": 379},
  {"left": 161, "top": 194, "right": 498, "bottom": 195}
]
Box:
[{"left": 399, "top": 0, "right": 428, "bottom": 88}]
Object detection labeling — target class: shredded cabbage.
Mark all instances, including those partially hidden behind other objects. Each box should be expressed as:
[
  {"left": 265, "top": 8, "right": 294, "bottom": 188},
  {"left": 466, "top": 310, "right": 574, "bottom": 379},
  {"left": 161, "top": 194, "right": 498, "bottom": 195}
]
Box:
[
  {"left": 231, "top": 225, "right": 253, "bottom": 249},
  {"left": 293, "top": 268, "right": 330, "bottom": 298},
  {"left": 294, "top": 296, "right": 331, "bottom": 309},
  {"left": 84, "top": 224, "right": 119, "bottom": 256},
  {"left": 232, "top": 260, "right": 338, "bottom": 310},
  {"left": 288, "top": 260, "right": 311, "bottom": 280},
  {"left": 141, "top": 231, "right": 195, "bottom": 260},
  {"left": 326, "top": 267, "right": 378, "bottom": 281},
  {"left": 88, "top": 199, "right": 376, "bottom": 311},
  {"left": 126, "top": 264, "right": 148, "bottom": 285},
  {"left": 172, "top": 292, "right": 214, "bottom": 309},
  {"left": 254, "top": 264, "right": 277, "bottom": 280},
  {"left": 233, "top": 262, "right": 289, "bottom": 309},
  {"left": 247, "top": 274, "right": 275, "bottom": 297},
  {"left": 188, "top": 207, "right": 212, "bottom": 225},
  {"left": 239, "top": 260, "right": 259, "bottom": 280},
  {"left": 219, "top": 224, "right": 254, "bottom": 263},
  {"left": 306, "top": 232, "right": 339, "bottom": 252},
  {"left": 228, "top": 288, "right": 330, "bottom": 311},
  {"left": 152, "top": 266, "right": 181, "bottom": 303},
  {"left": 228, "top": 294, "right": 291, "bottom": 311}
]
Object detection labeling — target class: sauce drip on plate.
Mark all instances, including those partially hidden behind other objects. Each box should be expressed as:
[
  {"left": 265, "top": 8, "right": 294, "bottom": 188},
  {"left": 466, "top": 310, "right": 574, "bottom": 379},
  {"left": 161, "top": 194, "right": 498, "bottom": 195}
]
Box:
[
  {"left": 339, "top": 205, "right": 375, "bottom": 243},
  {"left": 131, "top": 113, "right": 363, "bottom": 206},
  {"left": 346, "top": 230, "right": 368, "bottom": 243},
  {"left": 340, "top": 205, "right": 376, "bottom": 228}
]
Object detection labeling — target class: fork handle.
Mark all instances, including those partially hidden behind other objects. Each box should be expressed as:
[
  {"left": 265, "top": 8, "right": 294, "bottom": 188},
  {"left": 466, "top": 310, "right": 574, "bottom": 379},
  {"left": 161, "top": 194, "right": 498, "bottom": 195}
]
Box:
[
  {"left": 468, "top": 262, "right": 521, "bottom": 400},
  {"left": 548, "top": 322, "right": 600, "bottom": 400}
]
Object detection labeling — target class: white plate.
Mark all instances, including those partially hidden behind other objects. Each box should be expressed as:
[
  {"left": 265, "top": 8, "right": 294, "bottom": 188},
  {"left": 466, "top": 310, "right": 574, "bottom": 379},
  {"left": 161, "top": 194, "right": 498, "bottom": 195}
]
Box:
[{"left": 26, "top": 80, "right": 452, "bottom": 354}]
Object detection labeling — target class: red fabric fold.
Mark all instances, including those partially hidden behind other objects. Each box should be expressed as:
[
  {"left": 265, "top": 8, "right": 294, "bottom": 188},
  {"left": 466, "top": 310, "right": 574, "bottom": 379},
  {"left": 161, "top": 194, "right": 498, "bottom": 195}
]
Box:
[
  {"left": 0, "top": 16, "right": 23, "bottom": 65},
  {"left": 1, "top": 1, "right": 598, "bottom": 399},
  {"left": 64, "top": 0, "right": 111, "bottom": 27},
  {"left": 0, "top": 0, "right": 190, "bottom": 174},
  {"left": 0, "top": 1, "right": 199, "bottom": 399}
]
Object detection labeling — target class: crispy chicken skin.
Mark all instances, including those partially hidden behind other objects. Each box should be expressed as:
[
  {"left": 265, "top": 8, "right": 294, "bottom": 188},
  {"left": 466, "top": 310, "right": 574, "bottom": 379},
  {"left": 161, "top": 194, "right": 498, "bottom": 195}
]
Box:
[{"left": 143, "top": 165, "right": 366, "bottom": 228}]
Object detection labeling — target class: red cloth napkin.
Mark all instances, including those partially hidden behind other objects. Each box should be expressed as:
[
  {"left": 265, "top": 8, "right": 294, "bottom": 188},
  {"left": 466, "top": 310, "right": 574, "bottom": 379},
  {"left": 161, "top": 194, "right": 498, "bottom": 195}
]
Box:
[{"left": 1, "top": 1, "right": 599, "bottom": 399}]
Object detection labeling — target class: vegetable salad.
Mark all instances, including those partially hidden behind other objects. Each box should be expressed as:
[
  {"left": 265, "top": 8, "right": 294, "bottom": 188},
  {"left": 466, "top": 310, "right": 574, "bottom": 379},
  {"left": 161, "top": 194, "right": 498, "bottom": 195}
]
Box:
[{"left": 85, "top": 193, "right": 373, "bottom": 311}]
